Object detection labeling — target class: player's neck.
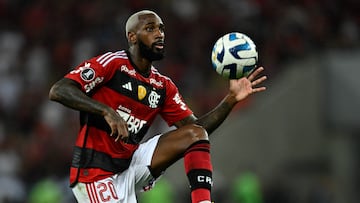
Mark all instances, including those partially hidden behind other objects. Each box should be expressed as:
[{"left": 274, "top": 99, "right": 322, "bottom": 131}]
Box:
[{"left": 127, "top": 49, "right": 152, "bottom": 77}]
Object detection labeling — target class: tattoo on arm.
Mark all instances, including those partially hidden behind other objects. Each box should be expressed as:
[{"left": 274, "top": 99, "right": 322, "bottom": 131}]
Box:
[{"left": 49, "top": 78, "right": 110, "bottom": 116}]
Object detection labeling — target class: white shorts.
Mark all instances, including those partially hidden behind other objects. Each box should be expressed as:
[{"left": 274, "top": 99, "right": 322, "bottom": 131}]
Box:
[{"left": 72, "top": 134, "right": 162, "bottom": 203}]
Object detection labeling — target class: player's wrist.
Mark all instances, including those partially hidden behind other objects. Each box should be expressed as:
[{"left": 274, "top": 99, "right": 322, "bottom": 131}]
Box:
[
  {"left": 101, "top": 106, "right": 115, "bottom": 117},
  {"left": 224, "top": 93, "right": 238, "bottom": 106}
]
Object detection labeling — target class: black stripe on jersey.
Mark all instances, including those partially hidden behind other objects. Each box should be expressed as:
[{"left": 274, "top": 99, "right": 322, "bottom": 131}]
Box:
[
  {"left": 105, "top": 70, "right": 166, "bottom": 108},
  {"left": 80, "top": 112, "right": 150, "bottom": 144},
  {"left": 72, "top": 146, "right": 131, "bottom": 173},
  {"left": 80, "top": 112, "right": 111, "bottom": 134}
]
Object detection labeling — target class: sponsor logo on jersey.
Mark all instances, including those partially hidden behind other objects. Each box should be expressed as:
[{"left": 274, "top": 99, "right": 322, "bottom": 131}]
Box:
[
  {"left": 84, "top": 76, "right": 104, "bottom": 93},
  {"left": 80, "top": 68, "right": 95, "bottom": 81},
  {"left": 116, "top": 107, "right": 147, "bottom": 134},
  {"left": 138, "top": 85, "right": 147, "bottom": 100},
  {"left": 120, "top": 65, "right": 136, "bottom": 76},
  {"left": 117, "top": 105, "right": 131, "bottom": 113},
  {"left": 148, "top": 90, "right": 161, "bottom": 108},
  {"left": 149, "top": 78, "right": 163, "bottom": 88},
  {"left": 122, "top": 82, "right": 132, "bottom": 91},
  {"left": 173, "top": 93, "right": 187, "bottom": 110}
]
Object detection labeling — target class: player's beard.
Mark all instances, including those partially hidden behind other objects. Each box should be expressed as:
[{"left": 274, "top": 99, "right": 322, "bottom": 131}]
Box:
[{"left": 138, "top": 40, "right": 164, "bottom": 61}]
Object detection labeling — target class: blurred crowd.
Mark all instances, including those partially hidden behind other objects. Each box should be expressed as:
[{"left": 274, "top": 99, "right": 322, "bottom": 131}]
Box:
[{"left": 0, "top": 0, "right": 358, "bottom": 202}]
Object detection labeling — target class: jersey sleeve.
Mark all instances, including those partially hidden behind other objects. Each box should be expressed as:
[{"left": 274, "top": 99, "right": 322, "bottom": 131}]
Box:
[
  {"left": 64, "top": 51, "right": 122, "bottom": 93},
  {"left": 160, "top": 80, "right": 193, "bottom": 126}
]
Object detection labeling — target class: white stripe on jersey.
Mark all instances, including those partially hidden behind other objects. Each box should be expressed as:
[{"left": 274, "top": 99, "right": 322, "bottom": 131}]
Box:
[
  {"left": 96, "top": 51, "right": 127, "bottom": 67},
  {"left": 151, "top": 66, "right": 172, "bottom": 82},
  {"left": 102, "top": 55, "right": 127, "bottom": 67},
  {"left": 96, "top": 52, "right": 112, "bottom": 63}
]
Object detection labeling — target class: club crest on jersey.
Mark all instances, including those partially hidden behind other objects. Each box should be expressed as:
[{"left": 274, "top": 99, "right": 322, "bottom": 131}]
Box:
[
  {"left": 148, "top": 90, "right": 161, "bottom": 108},
  {"left": 138, "top": 85, "right": 147, "bottom": 100},
  {"left": 80, "top": 68, "right": 95, "bottom": 81}
]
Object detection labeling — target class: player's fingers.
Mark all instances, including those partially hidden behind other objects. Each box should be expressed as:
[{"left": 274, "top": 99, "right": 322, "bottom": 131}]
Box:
[
  {"left": 109, "top": 125, "right": 116, "bottom": 137},
  {"left": 114, "top": 133, "right": 129, "bottom": 142},
  {"left": 115, "top": 134, "right": 121, "bottom": 142},
  {"left": 115, "top": 133, "right": 128, "bottom": 142},
  {"left": 251, "top": 75, "right": 267, "bottom": 86},
  {"left": 120, "top": 124, "right": 128, "bottom": 138},
  {"left": 114, "top": 124, "right": 128, "bottom": 142},
  {"left": 117, "top": 133, "right": 129, "bottom": 143},
  {"left": 109, "top": 122, "right": 119, "bottom": 138},
  {"left": 121, "top": 136, "right": 129, "bottom": 143},
  {"left": 248, "top": 67, "right": 264, "bottom": 81},
  {"left": 252, "top": 86, "right": 267, "bottom": 93}
]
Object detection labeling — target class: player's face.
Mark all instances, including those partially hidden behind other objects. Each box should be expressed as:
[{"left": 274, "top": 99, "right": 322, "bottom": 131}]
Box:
[{"left": 137, "top": 14, "right": 165, "bottom": 61}]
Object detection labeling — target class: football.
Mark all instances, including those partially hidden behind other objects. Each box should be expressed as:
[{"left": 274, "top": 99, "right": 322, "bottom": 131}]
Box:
[{"left": 211, "top": 32, "right": 258, "bottom": 79}]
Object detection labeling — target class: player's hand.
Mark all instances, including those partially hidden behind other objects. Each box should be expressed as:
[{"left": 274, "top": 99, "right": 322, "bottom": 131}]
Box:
[
  {"left": 103, "top": 108, "right": 129, "bottom": 142},
  {"left": 229, "top": 66, "right": 267, "bottom": 102}
]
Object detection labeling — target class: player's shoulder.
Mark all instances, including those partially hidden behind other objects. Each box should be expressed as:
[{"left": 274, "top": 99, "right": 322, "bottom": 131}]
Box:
[
  {"left": 150, "top": 66, "right": 176, "bottom": 87},
  {"left": 93, "top": 50, "right": 128, "bottom": 67}
]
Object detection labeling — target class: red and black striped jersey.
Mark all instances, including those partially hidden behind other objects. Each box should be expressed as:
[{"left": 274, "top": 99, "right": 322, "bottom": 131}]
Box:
[{"left": 64, "top": 50, "right": 193, "bottom": 184}]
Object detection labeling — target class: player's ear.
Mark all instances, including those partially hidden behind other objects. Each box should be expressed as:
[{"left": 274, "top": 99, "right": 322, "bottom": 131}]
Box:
[{"left": 128, "top": 32, "right": 137, "bottom": 44}]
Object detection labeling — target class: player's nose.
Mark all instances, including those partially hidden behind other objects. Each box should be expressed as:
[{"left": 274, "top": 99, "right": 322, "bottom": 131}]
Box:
[{"left": 154, "top": 28, "right": 164, "bottom": 38}]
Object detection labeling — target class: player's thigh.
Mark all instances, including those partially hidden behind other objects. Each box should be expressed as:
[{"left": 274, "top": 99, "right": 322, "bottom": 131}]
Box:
[{"left": 150, "top": 124, "right": 208, "bottom": 176}]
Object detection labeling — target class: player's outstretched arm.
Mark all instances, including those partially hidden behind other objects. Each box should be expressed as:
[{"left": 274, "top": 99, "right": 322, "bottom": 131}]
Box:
[
  {"left": 192, "top": 67, "right": 266, "bottom": 134},
  {"left": 49, "top": 78, "right": 128, "bottom": 141}
]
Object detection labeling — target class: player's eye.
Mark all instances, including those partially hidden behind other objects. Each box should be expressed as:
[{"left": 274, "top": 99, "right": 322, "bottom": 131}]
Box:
[
  {"left": 159, "top": 25, "right": 165, "bottom": 33},
  {"left": 146, "top": 26, "right": 154, "bottom": 32}
]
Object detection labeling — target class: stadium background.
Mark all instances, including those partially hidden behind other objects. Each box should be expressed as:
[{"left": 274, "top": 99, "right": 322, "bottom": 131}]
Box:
[{"left": 0, "top": 0, "right": 359, "bottom": 202}]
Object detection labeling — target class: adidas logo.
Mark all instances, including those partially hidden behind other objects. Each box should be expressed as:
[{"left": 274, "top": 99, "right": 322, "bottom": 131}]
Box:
[{"left": 122, "top": 82, "right": 132, "bottom": 91}]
